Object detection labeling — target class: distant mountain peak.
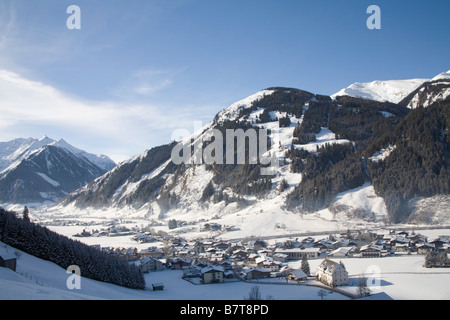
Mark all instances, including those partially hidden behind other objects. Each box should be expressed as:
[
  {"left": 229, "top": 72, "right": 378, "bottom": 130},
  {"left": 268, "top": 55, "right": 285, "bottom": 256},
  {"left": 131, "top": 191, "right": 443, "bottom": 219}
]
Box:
[
  {"left": 331, "top": 78, "right": 428, "bottom": 103},
  {"left": 432, "top": 70, "right": 450, "bottom": 81},
  {"left": 0, "top": 137, "right": 116, "bottom": 205},
  {"left": 38, "top": 135, "right": 51, "bottom": 141},
  {"left": 331, "top": 70, "right": 450, "bottom": 104}
]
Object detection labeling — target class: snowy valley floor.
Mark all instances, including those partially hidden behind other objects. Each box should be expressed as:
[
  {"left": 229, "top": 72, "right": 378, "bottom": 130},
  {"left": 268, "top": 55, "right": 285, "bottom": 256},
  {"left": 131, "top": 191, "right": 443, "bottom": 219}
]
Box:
[
  {"left": 2, "top": 199, "right": 450, "bottom": 300},
  {"left": 1, "top": 237, "right": 450, "bottom": 300},
  {"left": 0, "top": 241, "right": 348, "bottom": 300}
]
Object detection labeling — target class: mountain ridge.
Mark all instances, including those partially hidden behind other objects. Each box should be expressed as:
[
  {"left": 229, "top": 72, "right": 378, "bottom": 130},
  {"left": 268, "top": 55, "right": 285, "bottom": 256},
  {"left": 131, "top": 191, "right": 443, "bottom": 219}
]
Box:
[
  {"left": 331, "top": 70, "right": 450, "bottom": 105},
  {"left": 0, "top": 137, "right": 116, "bottom": 206},
  {"left": 49, "top": 71, "right": 450, "bottom": 235}
]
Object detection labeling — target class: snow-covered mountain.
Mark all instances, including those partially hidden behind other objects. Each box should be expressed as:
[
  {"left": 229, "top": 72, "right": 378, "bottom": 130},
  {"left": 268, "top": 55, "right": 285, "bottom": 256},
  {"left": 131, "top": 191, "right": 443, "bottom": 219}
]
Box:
[
  {"left": 0, "top": 137, "right": 116, "bottom": 205},
  {"left": 0, "top": 136, "right": 115, "bottom": 174},
  {"left": 331, "top": 70, "right": 450, "bottom": 106},
  {"left": 399, "top": 70, "right": 450, "bottom": 109},
  {"left": 52, "top": 71, "right": 450, "bottom": 236},
  {"left": 331, "top": 78, "right": 427, "bottom": 104}
]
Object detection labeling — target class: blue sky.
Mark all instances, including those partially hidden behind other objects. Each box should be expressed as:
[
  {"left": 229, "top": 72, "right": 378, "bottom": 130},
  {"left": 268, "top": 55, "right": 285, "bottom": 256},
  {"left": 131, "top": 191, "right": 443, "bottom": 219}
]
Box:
[{"left": 0, "top": 0, "right": 448, "bottom": 162}]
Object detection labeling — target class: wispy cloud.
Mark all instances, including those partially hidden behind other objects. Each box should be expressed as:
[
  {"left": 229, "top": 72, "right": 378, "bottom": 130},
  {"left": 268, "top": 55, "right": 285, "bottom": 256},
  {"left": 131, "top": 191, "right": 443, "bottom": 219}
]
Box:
[
  {"left": 0, "top": 1, "right": 17, "bottom": 58},
  {"left": 0, "top": 69, "right": 216, "bottom": 162},
  {"left": 113, "top": 68, "right": 186, "bottom": 98}
]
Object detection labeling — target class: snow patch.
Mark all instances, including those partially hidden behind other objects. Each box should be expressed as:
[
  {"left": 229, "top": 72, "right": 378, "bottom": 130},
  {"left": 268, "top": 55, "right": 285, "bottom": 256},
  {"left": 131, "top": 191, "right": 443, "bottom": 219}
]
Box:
[
  {"left": 294, "top": 127, "right": 352, "bottom": 153},
  {"left": 332, "top": 182, "right": 389, "bottom": 221},
  {"left": 215, "top": 90, "right": 275, "bottom": 124},
  {"left": 369, "top": 145, "right": 396, "bottom": 162},
  {"left": 35, "top": 172, "right": 60, "bottom": 187}
]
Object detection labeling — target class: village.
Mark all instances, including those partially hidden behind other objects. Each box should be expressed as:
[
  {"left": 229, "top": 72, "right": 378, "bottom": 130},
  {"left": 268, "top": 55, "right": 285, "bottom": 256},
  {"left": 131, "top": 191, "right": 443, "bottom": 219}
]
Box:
[
  {"left": 69, "top": 221, "right": 450, "bottom": 292},
  {"left": 2, "top": 212, "right": 450, "bottom": 299}
]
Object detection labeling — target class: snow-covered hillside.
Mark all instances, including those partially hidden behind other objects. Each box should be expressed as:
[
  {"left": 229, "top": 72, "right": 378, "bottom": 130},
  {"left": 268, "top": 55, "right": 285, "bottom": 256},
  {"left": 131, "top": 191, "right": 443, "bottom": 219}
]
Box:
[
  {"left": 47, "top": 71, "right": 450, "bottom": 238},
  {"left": 3, "top": 231, "right": 450, "bottom": 300},
  {"left": 51, "top": 89, "right": 394, "bottom": 237},
  {"left": 331, "top": 70, "right": 450, "bottom": 104},
  {"left": 331, "top": 78, "right": 428, "bottom": 103},
  {"left": 0, "top": 241, "right": 349, "bottom": 300}
]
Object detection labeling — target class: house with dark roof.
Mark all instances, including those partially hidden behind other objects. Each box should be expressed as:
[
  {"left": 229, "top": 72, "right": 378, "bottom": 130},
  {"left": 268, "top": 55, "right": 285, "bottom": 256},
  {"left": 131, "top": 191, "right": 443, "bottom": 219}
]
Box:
[
  {"left": 201, "top": 266, "right": 224, "bottom": 284},
  {"left": 0, "top": 254, "right": 16, "bottom": 272}
]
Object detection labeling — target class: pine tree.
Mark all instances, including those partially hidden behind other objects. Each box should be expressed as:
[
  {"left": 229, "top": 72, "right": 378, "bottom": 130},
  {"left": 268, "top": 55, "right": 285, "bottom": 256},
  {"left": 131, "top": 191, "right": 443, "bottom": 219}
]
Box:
[
  {"left": 424, "top": 251, "right": 436, "bottom": 268},
  {"left": 301, "top": 255, "right": 310, "bottom": 276},
  {"left": 357, "top": 275, "right": 371, "bottom": 297},
  {"left": 22, "top": 206, "right": 30, "bottom": 223}
]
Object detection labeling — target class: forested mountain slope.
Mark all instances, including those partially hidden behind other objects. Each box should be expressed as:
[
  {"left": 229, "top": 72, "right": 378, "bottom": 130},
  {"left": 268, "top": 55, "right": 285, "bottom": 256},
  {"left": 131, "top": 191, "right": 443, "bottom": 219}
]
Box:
[{"left": 56, "top": 74, "right": 449, "bottom": 225}]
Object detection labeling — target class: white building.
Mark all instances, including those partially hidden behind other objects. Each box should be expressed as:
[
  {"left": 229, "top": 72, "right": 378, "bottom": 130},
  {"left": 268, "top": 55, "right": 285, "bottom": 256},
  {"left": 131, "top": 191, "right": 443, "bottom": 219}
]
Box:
[
  {"left": 274, "top": 247, "right": 320, "bottom": 260},
  {"left": 316, "top": 259, "right": 349, "bottom": 287}
]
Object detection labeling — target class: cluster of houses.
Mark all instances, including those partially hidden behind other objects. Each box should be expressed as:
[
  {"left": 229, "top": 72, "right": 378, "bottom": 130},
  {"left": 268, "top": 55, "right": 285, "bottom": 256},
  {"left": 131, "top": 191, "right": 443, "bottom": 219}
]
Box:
[
  {"left": 327, "top": 230, "right": 450, "bottom": 259},
  {"left": 151, "top": 238, "right": 320, "bottom": 285},
  {"left": 89, "top": 228, "right": 449, "bottom": 287}
]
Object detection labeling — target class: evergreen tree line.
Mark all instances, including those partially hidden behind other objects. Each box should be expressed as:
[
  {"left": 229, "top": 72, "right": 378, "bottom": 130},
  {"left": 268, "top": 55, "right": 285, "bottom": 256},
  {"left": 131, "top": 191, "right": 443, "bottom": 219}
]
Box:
[
  {"left": 293, "top": 101, "right": 330, "bottom": 145},
  {"left": 237, "top": 88, "right": 317, "bottom": 121},
  {"left": 206, "top": 92, "right": 448, "bottom": 223},
  {"left": 0, "top": 208, "right": 146, "bottom": 289},
  {"left": 424, "top": 250, "right": 449, "bottom": 268},
  {"left": 286, "top": 97, "right": 449, "bottom": 222},
  {"left": 201, "top": 119, "right": 274, "bottom": 199},
  {"left": 329, "top": 96, "right": 407, "bottom": 152},
  {"left": 368, "top": 102, "right": 450, "bottom": 222},
  {"left": 286, "top": 96, "right": 409, "bottom": 215},
  {"left": 287, "top": 151, "right": 366, "bottom": 212}
]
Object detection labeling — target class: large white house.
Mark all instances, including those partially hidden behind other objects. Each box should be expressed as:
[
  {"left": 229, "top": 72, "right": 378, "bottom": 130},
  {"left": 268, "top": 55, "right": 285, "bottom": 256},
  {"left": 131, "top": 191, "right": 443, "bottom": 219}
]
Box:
[
  {"left": 316, "top": 259, "right": 349, "bottom": 287},
  {"left": 274, "top": 247, "right": 320, "bottom": 260}
]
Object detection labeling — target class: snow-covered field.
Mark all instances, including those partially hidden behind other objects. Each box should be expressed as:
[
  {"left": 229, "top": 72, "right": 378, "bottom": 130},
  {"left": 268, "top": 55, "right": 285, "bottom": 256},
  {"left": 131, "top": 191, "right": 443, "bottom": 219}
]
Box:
[
  {"left": 2, "top": 238, "right": 449, "bottom": 300},
  {"left": 303, "top": 255, "right": 450, "bottom": 300},
  {"left": 0, "top": 241, "right": 348, "bottom": 300}
]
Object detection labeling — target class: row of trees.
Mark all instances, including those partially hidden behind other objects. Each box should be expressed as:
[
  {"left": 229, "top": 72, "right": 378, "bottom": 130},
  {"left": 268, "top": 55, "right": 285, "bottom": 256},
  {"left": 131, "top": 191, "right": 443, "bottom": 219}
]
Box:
[
  {"left": 287, "top": 151, "right": 366, "bottom": 212},
  {"left": 424, "top": 250, "right": 450, "bottom": 268},
  {"left": 285, "top": 94, "right": 450, "bottom": 222},
  {"left": 368, "top": 102, "right": 450, "bottom": 222},
  {"left": 293, "top": 101, "right": 330, "bottom": 145},
  {"left": 0, "top": 208, "right": 146, "bottom": 289},
  {"left": 235, "top": 88, "right": 316, "bottom": 121}
]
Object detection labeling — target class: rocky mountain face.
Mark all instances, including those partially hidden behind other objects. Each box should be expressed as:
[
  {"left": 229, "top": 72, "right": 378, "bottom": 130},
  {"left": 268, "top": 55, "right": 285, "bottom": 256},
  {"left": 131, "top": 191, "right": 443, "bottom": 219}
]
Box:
[
  {"left": 399, "top": 72, "right": 450, "bottom": 109},
  {"left": 55, "top": 72, "right": 449, "bottom": 226},
  {"left": 0, "top": 137, "right": 116, "bottom": 205}
]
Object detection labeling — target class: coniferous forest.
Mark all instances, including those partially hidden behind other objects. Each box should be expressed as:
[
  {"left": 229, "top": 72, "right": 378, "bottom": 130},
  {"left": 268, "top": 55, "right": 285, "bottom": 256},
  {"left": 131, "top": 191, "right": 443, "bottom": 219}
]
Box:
[
  {"left": 199, "top": 91, "right": 448, "bottom": 223},
  {"left": 368, "top": 102, "right": 450, "bottom": 222},
  {"left": 0, "top": 208, "right": 146, "bottom": 289},
  {"left": 286, "top": 98, "right": 449, "bottom": 223}
]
